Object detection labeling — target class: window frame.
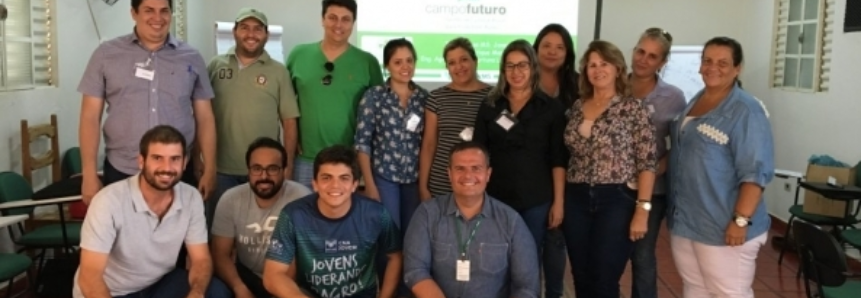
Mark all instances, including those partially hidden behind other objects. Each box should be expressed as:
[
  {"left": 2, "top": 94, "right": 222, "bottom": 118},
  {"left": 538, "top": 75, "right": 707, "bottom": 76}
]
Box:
[
  {"left": 0, "top": 0, "right": 53, "bottom": 92},
  {"left": 770, "top": 0, "right": 832, "bottom": 93}
]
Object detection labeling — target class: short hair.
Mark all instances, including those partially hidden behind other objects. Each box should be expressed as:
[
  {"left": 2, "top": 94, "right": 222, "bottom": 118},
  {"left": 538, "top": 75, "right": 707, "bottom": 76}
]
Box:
[
  {"left": 448, "top": 141, "right": 490, "bottom": 168},
  {"left": 139, "top": 125, "right": 186, "bottom": 158},
  {"left": 132, "top": 0, "right": 172, "bottom": 12},
  {"left": 487, "top": 39, "right": 540, "bottom": 105},
  {"left": 313, "top": 145, "right": 360, "bottom": 181},
  {"left": 321, "top": 0, "right": 357, "bottom": 20},
  {"left": 443, "top": 37, "right": 478, "bottom": 62},
  {"left": 578, "top": 40, "right": 630, "bottom": 99},
  {"left": 637, "top": 27, "right": 674, "bottom": 62},
  {"left": 245, "top": 137, "right": 287, "bottom": 168}
]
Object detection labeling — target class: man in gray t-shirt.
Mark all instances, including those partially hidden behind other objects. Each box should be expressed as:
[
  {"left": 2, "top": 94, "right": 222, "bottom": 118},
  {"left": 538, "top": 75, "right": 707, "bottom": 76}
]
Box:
[
  {"left": 74, "top": 125, "right": 230, "bottom": 298},
  {"left": 211, "top": 137, "right": 311, "bottom": 298}
]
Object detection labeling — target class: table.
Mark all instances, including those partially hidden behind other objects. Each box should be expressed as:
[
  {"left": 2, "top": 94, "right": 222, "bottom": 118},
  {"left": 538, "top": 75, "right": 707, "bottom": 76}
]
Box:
[
  {"left": 0, "top": 214, "right": 28, "bottom": 229},
  {"left": 0, "top": 195, "right": 82, "bottom": 250},
  {"left": 799, "top": 181, "right": 861, "bottom": 202}
]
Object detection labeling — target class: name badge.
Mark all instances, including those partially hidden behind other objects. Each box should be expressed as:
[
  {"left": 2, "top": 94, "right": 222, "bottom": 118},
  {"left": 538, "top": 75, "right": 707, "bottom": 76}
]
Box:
[
  {"left": 459, "top": 127, "right": 473, "bottom": 141},
  {"left": 647, "top": 104, "right": 655, "bottom": 115},
  {"left": 406, "top": 113, "right": 421, "bottom": 132},
  {"left": 456, "top": 260, "right": 470, "bottom": 281},
  {"left": 665, "top": 135, "right": 671, "bottom": 150},
  {"left": 135, "top": 67, "right": 154, "bottom": 81},
  {"left": 495, "top": 110, "right": 516, "bottom": 131}
]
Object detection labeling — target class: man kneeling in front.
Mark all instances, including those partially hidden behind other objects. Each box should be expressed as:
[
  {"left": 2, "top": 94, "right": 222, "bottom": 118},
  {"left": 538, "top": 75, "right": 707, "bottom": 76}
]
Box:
[
  {"left": 74, "top": 125, "right": 230, "bottom": 298},
  {"left": 403, "top": 141, "right": 540, "bottom": 298}
]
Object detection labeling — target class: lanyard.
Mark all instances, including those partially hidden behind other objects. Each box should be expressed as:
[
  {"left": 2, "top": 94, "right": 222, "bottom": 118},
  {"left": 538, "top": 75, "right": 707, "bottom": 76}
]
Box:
[{"left": 454, "top": 216, "right": 483, "bottom": 260}]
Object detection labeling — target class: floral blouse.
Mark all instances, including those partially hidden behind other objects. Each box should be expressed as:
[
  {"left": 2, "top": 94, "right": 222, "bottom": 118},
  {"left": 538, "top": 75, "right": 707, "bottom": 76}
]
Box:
[
  {"left": 354, "top": 84, "right": 429, "bottom": 183},
  {"left": 564, "top": 95, "right": 657, "bottom": 184}
]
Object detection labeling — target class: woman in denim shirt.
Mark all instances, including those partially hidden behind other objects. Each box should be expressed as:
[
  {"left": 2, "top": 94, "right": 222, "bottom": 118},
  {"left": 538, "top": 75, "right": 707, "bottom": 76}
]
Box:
[
  {"left": 668, "top": 37, "right": 774, "bottom": 298},
  {"left": 354, "top": 38, "right": 429, "bottom": 231}
]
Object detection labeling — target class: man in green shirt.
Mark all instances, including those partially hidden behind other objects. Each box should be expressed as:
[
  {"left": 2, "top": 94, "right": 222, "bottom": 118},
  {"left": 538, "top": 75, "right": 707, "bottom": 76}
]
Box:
[
  {"left": 288, "top": 0, "right": 384, "bottom": 189},
  {"left": 208, "top": 7, "right": 300, "bottom": 227}
]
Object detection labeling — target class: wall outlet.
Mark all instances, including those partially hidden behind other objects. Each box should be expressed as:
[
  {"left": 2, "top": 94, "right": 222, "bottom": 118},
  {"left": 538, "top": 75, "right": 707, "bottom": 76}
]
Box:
[{"left": 784, "top": 182, "right": 792, "bottom": 192}]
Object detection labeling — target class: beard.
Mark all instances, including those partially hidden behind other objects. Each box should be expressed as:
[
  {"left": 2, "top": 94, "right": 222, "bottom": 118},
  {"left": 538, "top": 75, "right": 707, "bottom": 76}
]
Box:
[
  {"left": 251, "top": 179, "right": 282, "bottom": 200},
  {"left": 237, "top": 38, "right": 266, "bottom": 57},
  {"left": 142, "top": 168, "right": 181, "bottom": 191}
]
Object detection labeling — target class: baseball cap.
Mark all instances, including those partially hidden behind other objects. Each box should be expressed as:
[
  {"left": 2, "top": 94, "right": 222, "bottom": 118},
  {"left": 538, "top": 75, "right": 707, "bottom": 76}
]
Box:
[{"left": 235, "top": 7, "right": 268, "bottom": 27}]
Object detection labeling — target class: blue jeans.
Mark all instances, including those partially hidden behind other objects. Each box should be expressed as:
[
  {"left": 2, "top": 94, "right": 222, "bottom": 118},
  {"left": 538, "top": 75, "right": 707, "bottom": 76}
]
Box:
[
  {"left": 517, "top": 202, "right": 552, "bottom": 252},
  {"left": 543, "top": 228, "right": 566, "bottom": 298},
  {"left": 373, "top": 174, "right": 420, "bottom": 296},
  {"left": 630, "top": 194, "right": 667, "bottom": 298},
  {"left": 561, "top": 183, "right": 636, "bottom": 298},
  {"left": 292, "top": 158, "right": 314, "bottom": 191},
  {"left": 206, "top": 173, "right": 249, "bottom": 230},
  {"left": 114, "top": 268, "right": 232, "bottom": 298},
  {"left": 373, "top": 174, "right": 421, "bottom": 230}
]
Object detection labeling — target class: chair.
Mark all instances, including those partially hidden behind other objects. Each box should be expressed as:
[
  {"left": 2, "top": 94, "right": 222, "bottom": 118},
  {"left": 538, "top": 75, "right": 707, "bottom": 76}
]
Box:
[
  {"left": 0, "top": 253, "right": 32, "bottom": 298},
  {"left": 777, "top": 174, "right": 861, "bottom": 266},
  {"left": 792, "top": 219, "right": 861, "bottom": 298},
  {"left": 61, "top": 147, "right": 82, "bottom": 180},
  {"left": 20, "top": 114, "right": 61, "bottom": 186}
]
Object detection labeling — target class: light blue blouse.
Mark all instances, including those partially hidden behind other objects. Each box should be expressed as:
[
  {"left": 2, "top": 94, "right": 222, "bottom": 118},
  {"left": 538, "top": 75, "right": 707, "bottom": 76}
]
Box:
[{"left": 667, "top": 84, "right": 774, "bottom": 246}]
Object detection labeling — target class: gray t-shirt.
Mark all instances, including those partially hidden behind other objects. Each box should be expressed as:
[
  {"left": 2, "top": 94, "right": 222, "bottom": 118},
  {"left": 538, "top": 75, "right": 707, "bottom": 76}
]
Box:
[
  {"left": 211, "top": 180, "right": 311, "bottom": 276},
  {"left": 72, "top": 174, "right": 207, "bottom": 298}
]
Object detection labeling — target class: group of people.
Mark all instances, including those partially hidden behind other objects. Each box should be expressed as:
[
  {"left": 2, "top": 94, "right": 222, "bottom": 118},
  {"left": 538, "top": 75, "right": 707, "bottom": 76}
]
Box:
[{"left": 71, "top": 0, "right": 776, "bottom": 298}]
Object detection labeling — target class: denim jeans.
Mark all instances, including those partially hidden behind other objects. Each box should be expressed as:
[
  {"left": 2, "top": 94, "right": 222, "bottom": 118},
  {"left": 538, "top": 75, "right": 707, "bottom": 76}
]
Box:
[
  {"left": 373, "top": 174, "right": 420, "bottom": 297},
  {"left": 543, "top": 228, "right": 566, "bottom": 298},
  {"left": 113, "top": 268, "right": 232, "bottom": 298},
  {"left": 630, "top": 194, "right": 667, "bottom": 298},
  {"left": 561, "top": 183, "right": 636, "bottom": 298},
  {"left": 292, "top": 158, "right": 314, "bottom": 190},
  {"left": 206, "top": 173, "right": 249, "bottom": 230},
  {"left": 373, "top": 174, "right": 421, "bottom": 230},
  {"left": 517, "top": 202, "right": 551, "bottom": 253}
]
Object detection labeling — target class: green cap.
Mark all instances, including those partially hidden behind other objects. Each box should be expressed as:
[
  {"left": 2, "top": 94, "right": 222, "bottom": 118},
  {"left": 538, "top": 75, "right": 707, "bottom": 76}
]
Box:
[{"left": 235, "top": 7, "right": 268, "bottom": 27}]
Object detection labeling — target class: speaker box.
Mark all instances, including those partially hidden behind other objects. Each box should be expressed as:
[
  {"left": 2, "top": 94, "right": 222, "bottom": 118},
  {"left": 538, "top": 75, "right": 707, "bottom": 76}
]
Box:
[{"left": 846, "top": 0, "right": 861, "bottom": 32}]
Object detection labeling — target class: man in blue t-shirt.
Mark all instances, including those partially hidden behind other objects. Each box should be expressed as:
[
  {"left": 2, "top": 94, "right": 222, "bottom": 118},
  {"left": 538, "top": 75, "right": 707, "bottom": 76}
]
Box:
[{"left": 263, "top": 145, "right": 402, "bottom": 298}]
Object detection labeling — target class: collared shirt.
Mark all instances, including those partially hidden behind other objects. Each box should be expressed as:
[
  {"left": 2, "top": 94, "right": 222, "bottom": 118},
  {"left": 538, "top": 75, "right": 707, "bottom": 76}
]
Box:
[
  {"left": 354, "top": 82, "right": 429, "bottom": 183},
  {"left": 636, "top": 77, "right": 686, "bottom": 194},
  {"left": 72, "top": 174, "right": 207, "bottom": 298},
  {"left": 403, "top": 193, "right": 540, "bottom": 298},
  {"left": 78, "top": 32, "right": 214, "bottom": 175},
  {"left": 473, "top": 93, "right": 568, "bottom": 211},
  {"left": 564, "top": 96, "right": 657, "bottom": 184},
  {"left": 208, "top": 47, "right": 301, "bottom": 175},
  {"left": 287, "top": 42, "right": 384, "bottom": 161},
  {"left": 667, "top": 84, "right": 774, "bottom": 246}
]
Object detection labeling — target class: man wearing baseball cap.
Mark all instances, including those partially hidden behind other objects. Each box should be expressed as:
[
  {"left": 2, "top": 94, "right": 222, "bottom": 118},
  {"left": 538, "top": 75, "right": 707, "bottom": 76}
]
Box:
[{"left": 206, "top": 7, "right": 301, "bottom": 231}]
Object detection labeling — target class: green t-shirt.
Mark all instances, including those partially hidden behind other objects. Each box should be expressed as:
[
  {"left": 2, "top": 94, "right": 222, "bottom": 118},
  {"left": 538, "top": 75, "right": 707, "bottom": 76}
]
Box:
[
  {"left": 208, "top": 48, "right": 300, "bottom": 175},
  {"left": 287, "top": 42, "right": 383, "bottom": 161}
]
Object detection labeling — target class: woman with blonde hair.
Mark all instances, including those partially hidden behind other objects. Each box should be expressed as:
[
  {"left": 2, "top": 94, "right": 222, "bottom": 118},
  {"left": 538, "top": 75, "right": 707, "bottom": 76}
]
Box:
[{"left": 561, "top": 40, "right": 656, "bottom": 298}]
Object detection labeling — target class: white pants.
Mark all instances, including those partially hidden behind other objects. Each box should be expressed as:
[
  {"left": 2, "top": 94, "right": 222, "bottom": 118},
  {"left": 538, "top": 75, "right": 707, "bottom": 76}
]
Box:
[{"left": 670, "top": 233, "right": 767, "bottom": 298}]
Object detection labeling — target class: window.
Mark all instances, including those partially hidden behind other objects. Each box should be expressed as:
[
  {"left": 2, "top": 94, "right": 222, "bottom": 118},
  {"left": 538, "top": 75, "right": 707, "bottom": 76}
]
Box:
[
  {"left": 0, "top": 0, "right": 52, "bottom": 91},
  {"left": 170, "top": 0, "right": 186, "bottom": 40},
  {"left": 771, "top": 0, "right": 834, "bottom": 92}
]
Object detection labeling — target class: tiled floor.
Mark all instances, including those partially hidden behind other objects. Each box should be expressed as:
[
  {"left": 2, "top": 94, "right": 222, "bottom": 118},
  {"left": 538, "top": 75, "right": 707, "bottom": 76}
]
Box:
[{"left": 6, "top": 224, "right": 826, "bottom": 298}]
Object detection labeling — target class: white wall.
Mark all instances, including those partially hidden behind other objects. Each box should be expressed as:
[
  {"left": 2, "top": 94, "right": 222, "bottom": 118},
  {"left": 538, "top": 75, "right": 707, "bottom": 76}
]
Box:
[
  {"left": 0, "top": 0, "right": 133, "bottom": 253},
  {"left": 743, "top": 0, "right": 861, "bottom": 222}
]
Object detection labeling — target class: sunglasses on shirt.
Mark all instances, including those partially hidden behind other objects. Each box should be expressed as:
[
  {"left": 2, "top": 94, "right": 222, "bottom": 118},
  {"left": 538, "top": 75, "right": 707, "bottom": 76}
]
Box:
[{"left": 322, "top": 62, "right": 334, "bottom": 86}]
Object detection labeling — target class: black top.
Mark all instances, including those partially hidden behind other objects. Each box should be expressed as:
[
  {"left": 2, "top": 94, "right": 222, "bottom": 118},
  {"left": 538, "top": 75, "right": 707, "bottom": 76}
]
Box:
[{"left": 473, "top": 92, "right": 569, "bottom": 211}]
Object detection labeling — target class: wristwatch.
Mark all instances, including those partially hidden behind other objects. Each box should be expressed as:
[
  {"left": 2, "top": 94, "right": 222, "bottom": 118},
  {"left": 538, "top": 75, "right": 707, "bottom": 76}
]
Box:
[
  {"left": 636, "top": 200, "right": 652, "bottom": 211},
  {"left": 733, "top": 214, "right": 752, "bottom": 228}
]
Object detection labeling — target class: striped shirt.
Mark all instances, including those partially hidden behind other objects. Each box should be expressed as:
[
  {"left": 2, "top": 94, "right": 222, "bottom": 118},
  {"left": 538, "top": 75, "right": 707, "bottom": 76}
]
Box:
[{"left": 425, "top": 86, "right": 492, "bottom": 196}]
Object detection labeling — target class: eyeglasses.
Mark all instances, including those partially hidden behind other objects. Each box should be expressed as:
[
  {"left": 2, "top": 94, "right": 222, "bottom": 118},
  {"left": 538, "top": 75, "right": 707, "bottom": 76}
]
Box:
[
  {"left": 322, "top": 62, "right": 335, "bottom": 86},
  {"left": 249, "top": 165, "right": 282, "bottom": 176},
  {"left": 504, "top": 62, "right": 530, "bottom": 72}
]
